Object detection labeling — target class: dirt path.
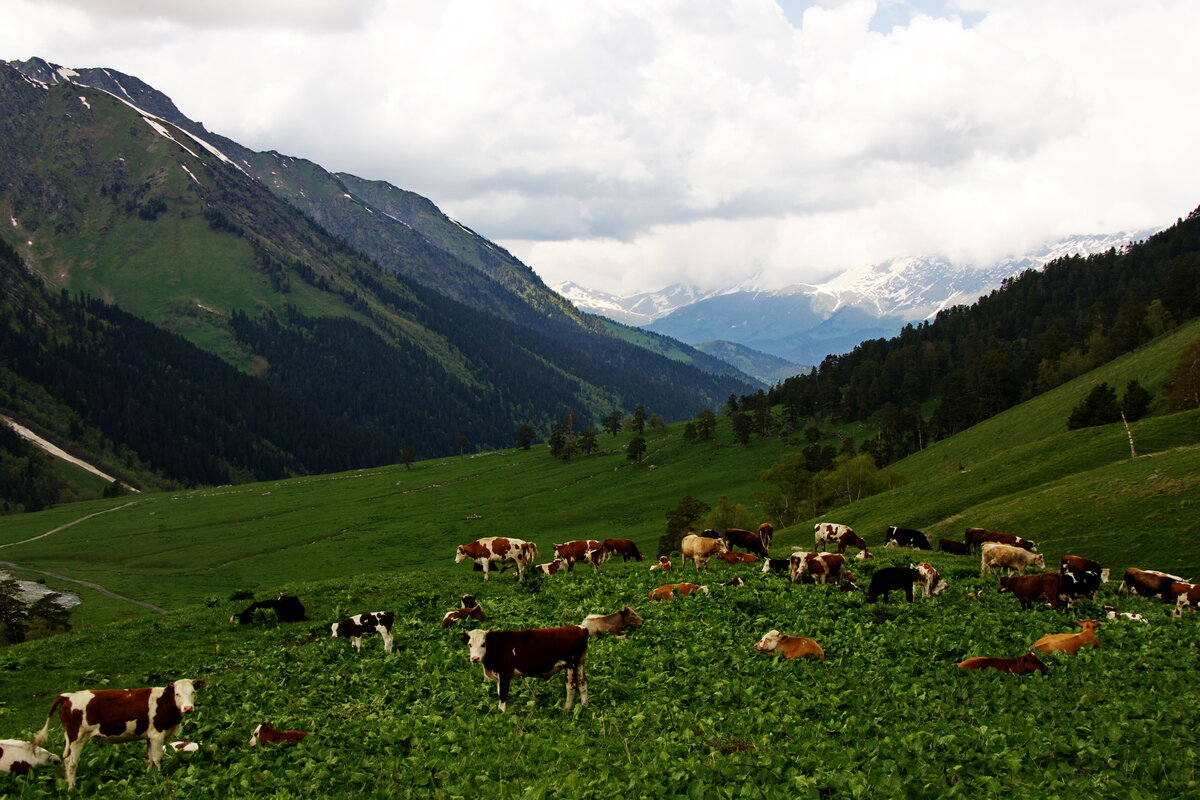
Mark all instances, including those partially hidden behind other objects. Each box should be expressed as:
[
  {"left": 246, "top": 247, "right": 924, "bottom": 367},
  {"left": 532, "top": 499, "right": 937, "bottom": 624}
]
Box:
[{"left": 1, "top": 415, "right": 137, "bottom": 490}]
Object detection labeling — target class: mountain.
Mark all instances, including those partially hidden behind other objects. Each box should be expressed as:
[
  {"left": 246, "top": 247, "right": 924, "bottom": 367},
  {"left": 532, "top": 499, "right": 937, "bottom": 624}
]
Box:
[
  {"left": 555, "top": 281, "right": 726, "bottom": 326},
  {"left": 689, "top": 341, "right": 810, "bottom": 386}
]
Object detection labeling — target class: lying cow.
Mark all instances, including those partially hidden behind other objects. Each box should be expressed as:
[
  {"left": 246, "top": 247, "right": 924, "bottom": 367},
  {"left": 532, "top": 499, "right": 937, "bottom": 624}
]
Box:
[
  {"left": 1120, "top": 567, "right": 1186, "bottom": 603},
  {"left": 462, "top": 626, "right": 589, "bottom": 713},
  {"left": 965, "top": 527, "right": 1037, "bottom": 554},
  {"left": 1173, "top": 583, "right": 1200, "bottom": 618},
  {"left": 167, "top": 741, "right": 199, "bottom": 753},
  {"left": 981, "top": 542, "right": 1045, "bottom": 577},
  {"left": 231, "top": 593, "right": 307, "bottom": 624},
  {"left": 885, "top": 526, "right": 931, "bottom": 550},
  {"left": 723, "top": 576, "right": 746, "bottom": 587},
  {"left": 331, "top": 611, "right": 394, "bottom": 653},
  {"left": 938, "top": 538, "right": 969, "bottom": 555},
  {"left": 865, "top": 566, "right": 920, "bottom": 603},
  {"left": 440, "top": 595, "right": 485, "bottom": 628},
  {"left": 1103, "top": 606, "right": 1148, "bottom": 623},
  {"left": 0, "top": 739, "right": 60, "bottom": 775},
  {"left": 723, "top": 528, "right": 769, "bottom": 558},
  {"left": 814, "top": 522, "right": 854, "bottom": 553},
  {"left": 33, "top": 678, "right": 204, "bottom": 789},
  {"left": 789, "top": 552, "right": 845, "bottom": 585},
  {"left": 957, "top": 653, "right": 1047, "bottom": 675},
  {"left": 681, "top": 534, "right": 727, "bottom": 570},
  {"left": 649, "top": 583, "right": 709, "bottom": 600},
  {"left": 998, "top": 573, "right": 1064, "bottom": 611},
  {"left": 579, "top": 606, "right": 644, "bottom": 638},
  {"left": 1032, "top": 619, "right": 1101, "bottom": 654},
  {"left": 535, "top": 557, "right": 566, "bottom": 576},
  {"left": 754, "top": 630, "right": 824, "bottom": 661},
  {"left": 719, "top": 551, "right": 761, "bottom": 564},
  {"left": 913, "top": 563, "right": 948, "bottom": 597},
  {"left": 455, "top": 537, "right": 538, "bottom": 581},
  {"left": 554, "top": 540, "right": 609, "bottom": 571},
  {"left": 248, "top": 722, "right": 310, "bottom": 746},
  {"left": 603, "top": 538, "right": 644, "bottom": 562},
  {"left": 649, "top": 556, "right": 672, "bottom": 572}
]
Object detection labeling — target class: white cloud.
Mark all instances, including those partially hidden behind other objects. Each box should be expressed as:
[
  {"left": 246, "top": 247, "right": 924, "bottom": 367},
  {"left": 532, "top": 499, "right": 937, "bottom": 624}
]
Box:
[{"left": 2, "top": 0, "right": 1199, "bottom": 294}]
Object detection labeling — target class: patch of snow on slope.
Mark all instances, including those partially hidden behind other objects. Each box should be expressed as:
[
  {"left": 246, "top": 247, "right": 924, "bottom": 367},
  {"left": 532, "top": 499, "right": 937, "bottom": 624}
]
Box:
[
  {"left": 143, "top": 117, "right": 200, "bottom": 159},
  {"left": 77, "top": 95, "right": 90, "bottom": 110},
  {"left": 179, "top": 163, "right": 201, "bottom": 185}
]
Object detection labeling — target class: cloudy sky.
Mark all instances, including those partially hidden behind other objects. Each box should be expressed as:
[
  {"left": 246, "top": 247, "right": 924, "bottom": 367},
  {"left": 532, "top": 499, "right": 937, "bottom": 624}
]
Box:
[{"left": 4, "top": 1, "right": 1199, "bottom": 294}]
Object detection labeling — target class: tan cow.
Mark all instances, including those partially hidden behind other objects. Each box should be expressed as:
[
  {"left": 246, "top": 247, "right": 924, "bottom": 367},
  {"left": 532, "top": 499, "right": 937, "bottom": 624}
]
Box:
[
  {"left": 648, "top": 583, "right": 709, "bottom": 600},
  {"left": 680, "top": 534, "right": 727, "bottom": 570},
  {"left": 754, "top": 630, "right": 825, "bottom": 660},
  {"left": 1032, "top": 619, "right": 1101, "bottom": 654},
  {"left": 981, "top": 542, "right": 1045, "bottom": 577},
  {"left": 579, "top": 606, "right": 644, "bottom": 638}
]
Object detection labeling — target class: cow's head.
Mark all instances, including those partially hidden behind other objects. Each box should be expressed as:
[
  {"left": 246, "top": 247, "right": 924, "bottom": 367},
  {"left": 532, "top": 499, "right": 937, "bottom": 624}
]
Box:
[
  {"left": 1075, "top": 619, "right": 1101, "bottom": 634},
  {"left": 462, "top": 629, "right": 488, "bottom": 663},
  {"left": 454, "top": 546, "right": 469, "bottom": 564},
  {"left": 754, "top": 630, "right": 782, "bottom": 652},
  {"left": 1032, "top": 554, "right": 1046, "bottom": 569},
  {"left": 619, "top": 606, "right": 645, "bottom": 628},
  {"left": 329, "top": 621, "right": 340, "bottom": 638},
  {"left": 1019, "top": 653, "right": 1048, "bottom": 674},
  {"left": 997, "top": 577, "right": 1014, "bottom": 594},
  {"left": 461, "top": 594, "right": 478, "bottom": 608},
  {"left": 172, "top": 679, "right": 204, "bottom": 713}
]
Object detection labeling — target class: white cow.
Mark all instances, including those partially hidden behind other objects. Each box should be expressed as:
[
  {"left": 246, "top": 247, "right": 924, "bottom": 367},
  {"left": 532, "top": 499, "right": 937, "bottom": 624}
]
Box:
[
  {"left": 980, "top": 542, "right": 1045, "bottom": 577},
  {"left": 0, "top": 739, "right": 60, "bottom": 774}
]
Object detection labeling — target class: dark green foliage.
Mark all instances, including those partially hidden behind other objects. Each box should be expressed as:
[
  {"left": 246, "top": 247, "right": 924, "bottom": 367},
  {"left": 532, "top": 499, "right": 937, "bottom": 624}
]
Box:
[
  {"left": 626, "top": 436, "right": 647, "bottom": 464},
  {"left": 660, "top": 495, "right": 710, "bottom": 556},
  {"left": 1121, "top": 379, "right": 1153, "bottom": 422},
  {"left": 602, "top": 410, "right": 622, "bottom": 437},
  {"left": 730, "top": 411, "right": 753, "bottom": 446},
  {"left": 516, "top": 424, "right": 536, "bottom": 450},
  {"left": 0, "top": 578, "right": 28, "bottom": 644},
  {"left": 1165, "top": 337, "right": 1200, "bottom": 411},
  {"left": 578, "top": 426, "right": 598, "bottom": 456},
  {"left": 1068, "top": 384, "right": 1121, "bottom": 430}
]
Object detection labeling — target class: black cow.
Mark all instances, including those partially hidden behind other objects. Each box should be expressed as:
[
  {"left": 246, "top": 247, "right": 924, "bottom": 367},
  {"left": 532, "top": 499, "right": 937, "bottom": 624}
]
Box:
[
  {"left": 885, "top": 526, "right": 931, "bottom": 550},
  {"left": 938, "top": 538, "right": 969, "bottom": 555},
  {"left": 865, "top": 567, "right": 920, "bottom": 603},
  {"left": 230, "top": 594, "right": 307, "bottom": 624},
  {"left": 723, "top": 528, "right": 769, "bottom": 558},
  {"left": 761, "top": 558, "right": 791, "bottom": 574}
]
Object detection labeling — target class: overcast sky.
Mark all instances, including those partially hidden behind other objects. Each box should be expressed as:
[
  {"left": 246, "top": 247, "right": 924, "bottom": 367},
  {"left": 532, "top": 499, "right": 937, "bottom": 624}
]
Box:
[{"left": 4, "top": 0, "right": 1199, "bottom": 294}]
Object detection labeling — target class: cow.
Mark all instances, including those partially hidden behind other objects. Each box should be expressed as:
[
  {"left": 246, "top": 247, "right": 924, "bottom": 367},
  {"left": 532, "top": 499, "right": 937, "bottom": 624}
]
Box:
[
  {"left": 649, "top": 583, "right": 709, "bottom": 600},
  {"left": 723, "top": 576, "right": 746, "bottom": 587},
  {"left": 580, "top": 606, "right": 644, "bottom": 638},
  {"left": 718, "top": 551, "right": 761, "bottom": 564},
  {"left": 724, "top": 528, "right": 769, "bottom": 558},
  {"left": 938, "top": 539, "right": 969, "bottom": 555},
  {"left": 1172, "top": 583, "right": 1200, "bottom": 618},
  {"left": 789, "top": 552, "right": 845, "bottom": 585},
  {"left": 1103, "top": 606, "right": 1148, "bottom": 623},
  {"left": 913, "top": 563, "right": 948, "bottom": 598},
  {"left": 965, "top": 527, "right": 1037, "bottom": 555},
  {"left": 761, "top": 558, "right": 791, "bottom": 574},
  {"left": 554, "top": 540, "right": 610, "bottom": 571},
  {"left": 885, "top": 526, "right": 932, "bottom": 550},
  {"left": 0, "top": 739, "right": 60, "bottom": 775},
  {"left": 462, "top": 626, "right": 589, "bottom": 713},
  {"left": 681, "top": 534, "right": 727, "bottom": 570},
  {"left": 167, "top": 741, "right": 199, "bottom": 753},
  {"left": 754, "top": 630, "right": 825, "bottom": 661},
  {"left": 814, "top": 522, "right": 854, "bottom": 553},
  {"left": 997, "top": 573, "right": 1064, "bottom": 610},
  {"left": 1119, "top": 567, "right": 1185, "bottom": 602},
  {"left": 981, "top": 542, "right": 1045, "bottom": 577},
  {"left": 33, "top": 678, "right": 204, "bottom": 789},
  {"left": 454, "top": 537, "right": 538, "bottom": 581},
  {"left": 1059, "top": 554, "right": 1108, "bottom": 602},
  {"left": 230, "top": 593, "right": 307, "bottom": 624},
  {"left": 698, "top": 529, "right": 722, "bottom": 538},
  {"left": 836, "top": 529, "right": 873, "bottom": 559},
  {"left": 440, "top": 595, "right": 485, "bottom": 628},
  {"left": 649, "top": 556, "right": 672, "bottom": 572},
  {"left": 330, "top": 611, "right": 394, "bottom": 653},
  {"left": 248, "top": 722, "right": 310, "bottom": 747},
  {"left": 957, "top": 653, "right": 1047, "bottom": 675},
  {"left": 603, "top": 538, "right": 644, "bottom": 562},
  {"left": 865, "top": 566, "right": 920, "bottom": 603},
  {"left": 1032, "top": 619, "right": 1101, "bottom": 654},
  {"left": 535, "top": 557, "right": 566, "bottom": 576},
  {"left": 757, "top": 523, "right": 774, "bottom": 551}
]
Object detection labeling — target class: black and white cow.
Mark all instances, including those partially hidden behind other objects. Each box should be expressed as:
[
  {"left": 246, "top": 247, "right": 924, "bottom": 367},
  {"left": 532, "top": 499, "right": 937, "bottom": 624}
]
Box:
[
  {"left": 885, "top": 526, "right": 932, "bottom": 550},
  {"left": 331, "top": 611, "right": 395, "bottom": 653}
]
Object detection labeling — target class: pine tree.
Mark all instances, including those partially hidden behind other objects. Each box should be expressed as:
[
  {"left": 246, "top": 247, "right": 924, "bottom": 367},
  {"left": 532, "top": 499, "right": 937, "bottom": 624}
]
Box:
[
  {"left": 1067, "top": 383, "right": 1121, "bottom": 430},
  {"left": 1121, "top": 380, "right": 1153, "bottom": 422}
]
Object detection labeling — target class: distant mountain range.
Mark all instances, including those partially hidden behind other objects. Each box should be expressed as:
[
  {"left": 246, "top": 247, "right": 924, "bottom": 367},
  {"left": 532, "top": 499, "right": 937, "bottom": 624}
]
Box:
[{"left": 557, "top": 231, "right": 1159, "bottom": 366}]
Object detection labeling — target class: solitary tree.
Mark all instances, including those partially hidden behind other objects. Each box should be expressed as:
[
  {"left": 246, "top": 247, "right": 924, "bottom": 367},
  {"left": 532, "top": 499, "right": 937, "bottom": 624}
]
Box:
[
  {"left": 1067, "top": 383, "right": 1121, "bottom": 430},
  {"left": 659, "top": 495, "right": 710, "bottom": 557},
  {"left": 516, "top": 424, "right": 536, "bottom": 450},
  {"left": 578, "top": 426, "right": 598, "bottom": 456},
  {"left": 695, "top": 409, "right": 718, "bottom": 439},
  {"left": 456, "top": 436, "right": 470, "bottom": 458},
  {"left": 627, "top": 436, "right": 647, "bottom": 465},
  {"left": 603, "top": 411, "right": 623, "bottom": 437},
  {"left": 631, "top": 405, "right": 647, "bottom": 434},
  {"left": 398, "top": 446, "right": 415, "bottom": 470}
]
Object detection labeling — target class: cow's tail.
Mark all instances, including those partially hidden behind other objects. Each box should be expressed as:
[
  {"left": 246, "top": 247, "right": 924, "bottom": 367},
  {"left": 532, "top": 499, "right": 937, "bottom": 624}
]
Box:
[{"left": 33, "top": 695, "right": 67, "bottom": 747}]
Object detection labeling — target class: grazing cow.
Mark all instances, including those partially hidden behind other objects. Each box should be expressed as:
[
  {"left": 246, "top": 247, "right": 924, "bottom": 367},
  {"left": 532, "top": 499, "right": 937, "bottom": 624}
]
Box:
[
  {"left": 998, "top": 573, "right": 1064, "bottom": 610},
  {"left": 579, "top": 606, "right": 644, "bottom": 638},
  {"left": 814, "top": 522, "right": 854, "bottom": 553},
  {"left": 698, "top": 529, "right": 721, "bottom": 538},
  {"left": 981, "top": 542, "right": 1046, "bottom": 577},
  {"left": 535, "top": 557, "right": 566, "bottom": 576},
  {"left": 865, "top": 566, "right": 921, "bottom": 603},
  {"left": 462, "top": 626, "right": 589, "bottom": 713},
  {"left": 754, "top": 630, "right": 825, "bottom": 661},
  {"left": 718, "top": 551, "right": 761, "bottom": 564},
  {"left": 913, "top": 563, "right": 948, "bottom": 597},
  {"left": 554, "top": 540, "right": 610, "bottom": 571},
  {"left": 33, "top": 678, "right": 204, "bottom": 789},
  {"left": 331, "top": 611, "right": 394, "bottom": 653},
  {"left": 723, "top": 529, "right": 769, "bottom": 558},
  {"left": 1060, "top": 554, "right": 1109, "bottom": 602},
  {"left": 650, "top": 556, "right": 672, "bottom": 572},
  {"left": 1032, "top": 619, "right": 1101, "bottom": 654},
  {"left": 603, "top": 538, "right": 644, "bottom": 562},
  {"left": 757, "top": 523, "right": 774, "bottom": 551},
  {"left": 723, "top": 576, "right": 746, "bottom": 587},
  {"left": 885, "top": 526, "right": 932, "bottom": 550},
  {"left": 1103, "top": 606, "right": 1148, "bottom": 623},
  {"left": 454, "top": 537, "right": 538, "bottom": 581},
  {"left": 938, "top": 539, "right": 969, "bottom": 555},
  {"left": 761, "top": 558, "right": 791, "bottom": 574},
  {"left": 965, "top": 527, "right": 1037, "bottom": 555},
  {"left": 1120, "top": 567, "right": 1186, "bottom": 602},
  {"left": 230, "top": 593, "right": 307, "bottom": 624},
  {"left": 789, "top": 552, "right": 845, "bottom": 585},
  {"left": 957, "top": 653, "right": 1047, "bottom": 675},
  {"left": 248, "top": 722, "right": 310, "bottom": 747},
  {"left": 681, "top": 534, "right": 727, "bottom": 570},
  {"left": 1172, "top": 583, "right": 1200, "bottom": 618},
  {"left": 649, "top": 583, "right": 709, "bottom": 600},
  {"left": 0, "top": 739, "right": 60, "bottom": 775},
  {"left": 440, "top": 595, "right": 485, "bottom": 628},
  {"left": 836, "top": 529, "right": 873, "bottom": 559}
]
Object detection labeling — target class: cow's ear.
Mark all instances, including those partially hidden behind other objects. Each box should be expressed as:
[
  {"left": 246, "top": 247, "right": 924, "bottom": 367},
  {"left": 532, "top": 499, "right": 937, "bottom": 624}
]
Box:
[
  {"left": 193, "top": 679, "right": 206, "bottom": 689},
  {"left": 459, "top": 631, "right": 470, "bottom": 643}
]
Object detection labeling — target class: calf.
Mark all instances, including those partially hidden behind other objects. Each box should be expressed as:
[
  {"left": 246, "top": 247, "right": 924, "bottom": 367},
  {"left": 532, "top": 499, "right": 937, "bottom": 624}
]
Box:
[
  {"left": 231, "top": 593, "right": 307, "bottom": 624},
  {"left": 757, "top": 522, "right": 774, "bottom": 551},
  {"left": 462, "top": 626, "right": 589, "bottom": 713},
  {"left": 535, "top": 557, "right": 566, "bottom": 576},
  {"left": 938, "top": 538, "right": 969, "bottom": 555},
  {"left": 167, "top": 741, "right": 199, "bottom": 753},
  {"left": 331, "top": 611, "right": 394, "bottom": 653},
  {"left": 789, "top": 552, "right": 845, "bottom": 585},
  {"left": 440, "top": 595, "right": 485, "bottom": 628},
  {"left": 579, "top": 606, "right": 644, "bottom": 638},
  {"left": 602, "top": 538, "right": 644, "bottom": 562},
  {"left": 248, "top": 722, "right": 310, "bottom": 747},
  {"left": 998, "top": 572, "right": 1063, "bottom": 611},
  {"left": 981, "top": 542, "right": 1045, "bottom": 577},
  {"left": 0, "top": 739, "right": 60, "bottom": 775},
  {"left": 754, "top": 630, "right": 824, "bottom": 660},
  {"left": 33, "top": 678, "right": 204, "bottom": 789},
  {"left": 724, "top": 528, "right": 769, "bottom": 558},
  {"left": 965, "top": 527, "right": 1037, "bottom": 555},
  {"left": 1103, "top": 606, "right": 1148, "bottom": 623},
  {"left": 1032, "top": 619, "right": 1101, "bottom": 654},
  {"left": 957, "top": 653, "right": 1047, "bottom": 675},
  {"left": 649, "top": 556, "right": 672, "bottom": 572},
  {"left": 885, "top": 526, "right": 932, "bottom": 550},
  {"left": 718, "top": 551, "right": 761, "bottom": 564},
  {"left": 913, "top": 563, "right": 948, "bottom": 598},
  {"left": 553, "top": 540, "right": 610, "bottom": 571},
  {"left": 1120, "top": 567, "right": 1185, "bottom": 602},
  {"left": 649, "top": 583, "right": 709, "bottom": 600},
  {"left": 865, "top": 566, "right": 920, "bottom": 603},
  {"left": 722, "top": 576, "right": 746, "bottom": 587}
]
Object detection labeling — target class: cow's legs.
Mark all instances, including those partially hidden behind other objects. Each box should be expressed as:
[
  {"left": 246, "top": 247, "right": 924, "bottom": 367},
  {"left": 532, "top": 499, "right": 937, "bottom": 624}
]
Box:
[
  {"left": 515, "top": 561, "right": 526, "bottom": 582},
  {"left": 381, "top": 629, "right": 394, "bottom": 653},
  {"left": 63, "top": 737, "right": 87, "bottom": 789},
  {"left": 146, "top": 736, "right": 166, "bottom": 771},
  {"left": 497, "top": 672, "right": 512, "bottom": 713},
  {"left": 352, "top": 637, "right": 363, "bottom": 652},
  {"left": 564, "top": 666, "right": 575, "bottom": 711},
  {"left": 481, "top": 560, "right": 490, "bottom": 581},
  {"left": 577, "top": 656, "right": 588, "bottom": 707}
]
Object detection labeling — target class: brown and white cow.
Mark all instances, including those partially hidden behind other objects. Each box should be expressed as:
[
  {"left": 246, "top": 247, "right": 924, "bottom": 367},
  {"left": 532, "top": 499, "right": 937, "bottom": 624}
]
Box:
[
  {"left": 0, "top": 739, "right": 60, "bottom": 775},
  {"left": 603, "top": 538, "right": 644, "bottom": 562},
  {"left": 454, "top": 537, "right": 538, "bottom": 581},
  {"left": 814, "top": 522, "right": 853, "bottom": 553},
  {"left": 1103, "top": 606, "right": 1149, "bottom": 623},
  {"left": 248, "top": 722, "right": 310, "bottom": 747},
  {"left": 718, "top": 551, "right": 761, "bottom": 564},
  {"left": 998, "top": 572, "right": 1064, "bottom": 611},
  {"left": 33, "top": 678, "right": 204, "bottom": 789},
  {"left": 723, "top": 529, "right": 769, "bottom": 558},
  {"left": 913, "top": 563, "right": 948, "bottom": 598},
  {"left": 553, "top": 540, "right": 610, "bottom": 571},
  {"left": 965, "top": 527, "right": 1037, "bottom": 555},
  {"left": 1032, "top": 619, "right": 1101, "bottom": 654},
  {"left": 681, "top": 534, "right": 727, "bottom": 570},
  {"left": 981, "top": 542, "right": 1045, "bottom": 577},
  {"left": 331, "top": 611, "right": 394, "bottom": 653},
  {"left": 649, "top": 556, "right": 672, "bottom": 572},
  {"left": 440, "top": 595, "right": 485, "bottom": 627},
  {"left": 535, "top": 557, "right": 566, "bottom": 576},
  {"left": 788, "top": 552, "right": 845, "bottom": 585},
  {"left": 754, "top": 630, "right": 824, "bottom": 660},
  {"left": 579, "top": 606, "right": 644, "bottom": 638},
  {"left": 1172, "top": 583, "right": 1200, "bottom": 618},
  {"left": 1120, "top": 567, "right": 1186, "bottom": 603},
  {"left": 757, "top": 523, "right": 774, "bottom": 551},
  {"left": 837, "top": 529, "right": 873, "bottom": 559},
  {"left": 648, "top": 583, "right": 709, "bottom": 600},
  {"left": 462, "top": 626, "right": 589, "bottom": 713},
  {"left": 957, "top": 653, "right": 1047, "bottom": 675}
]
